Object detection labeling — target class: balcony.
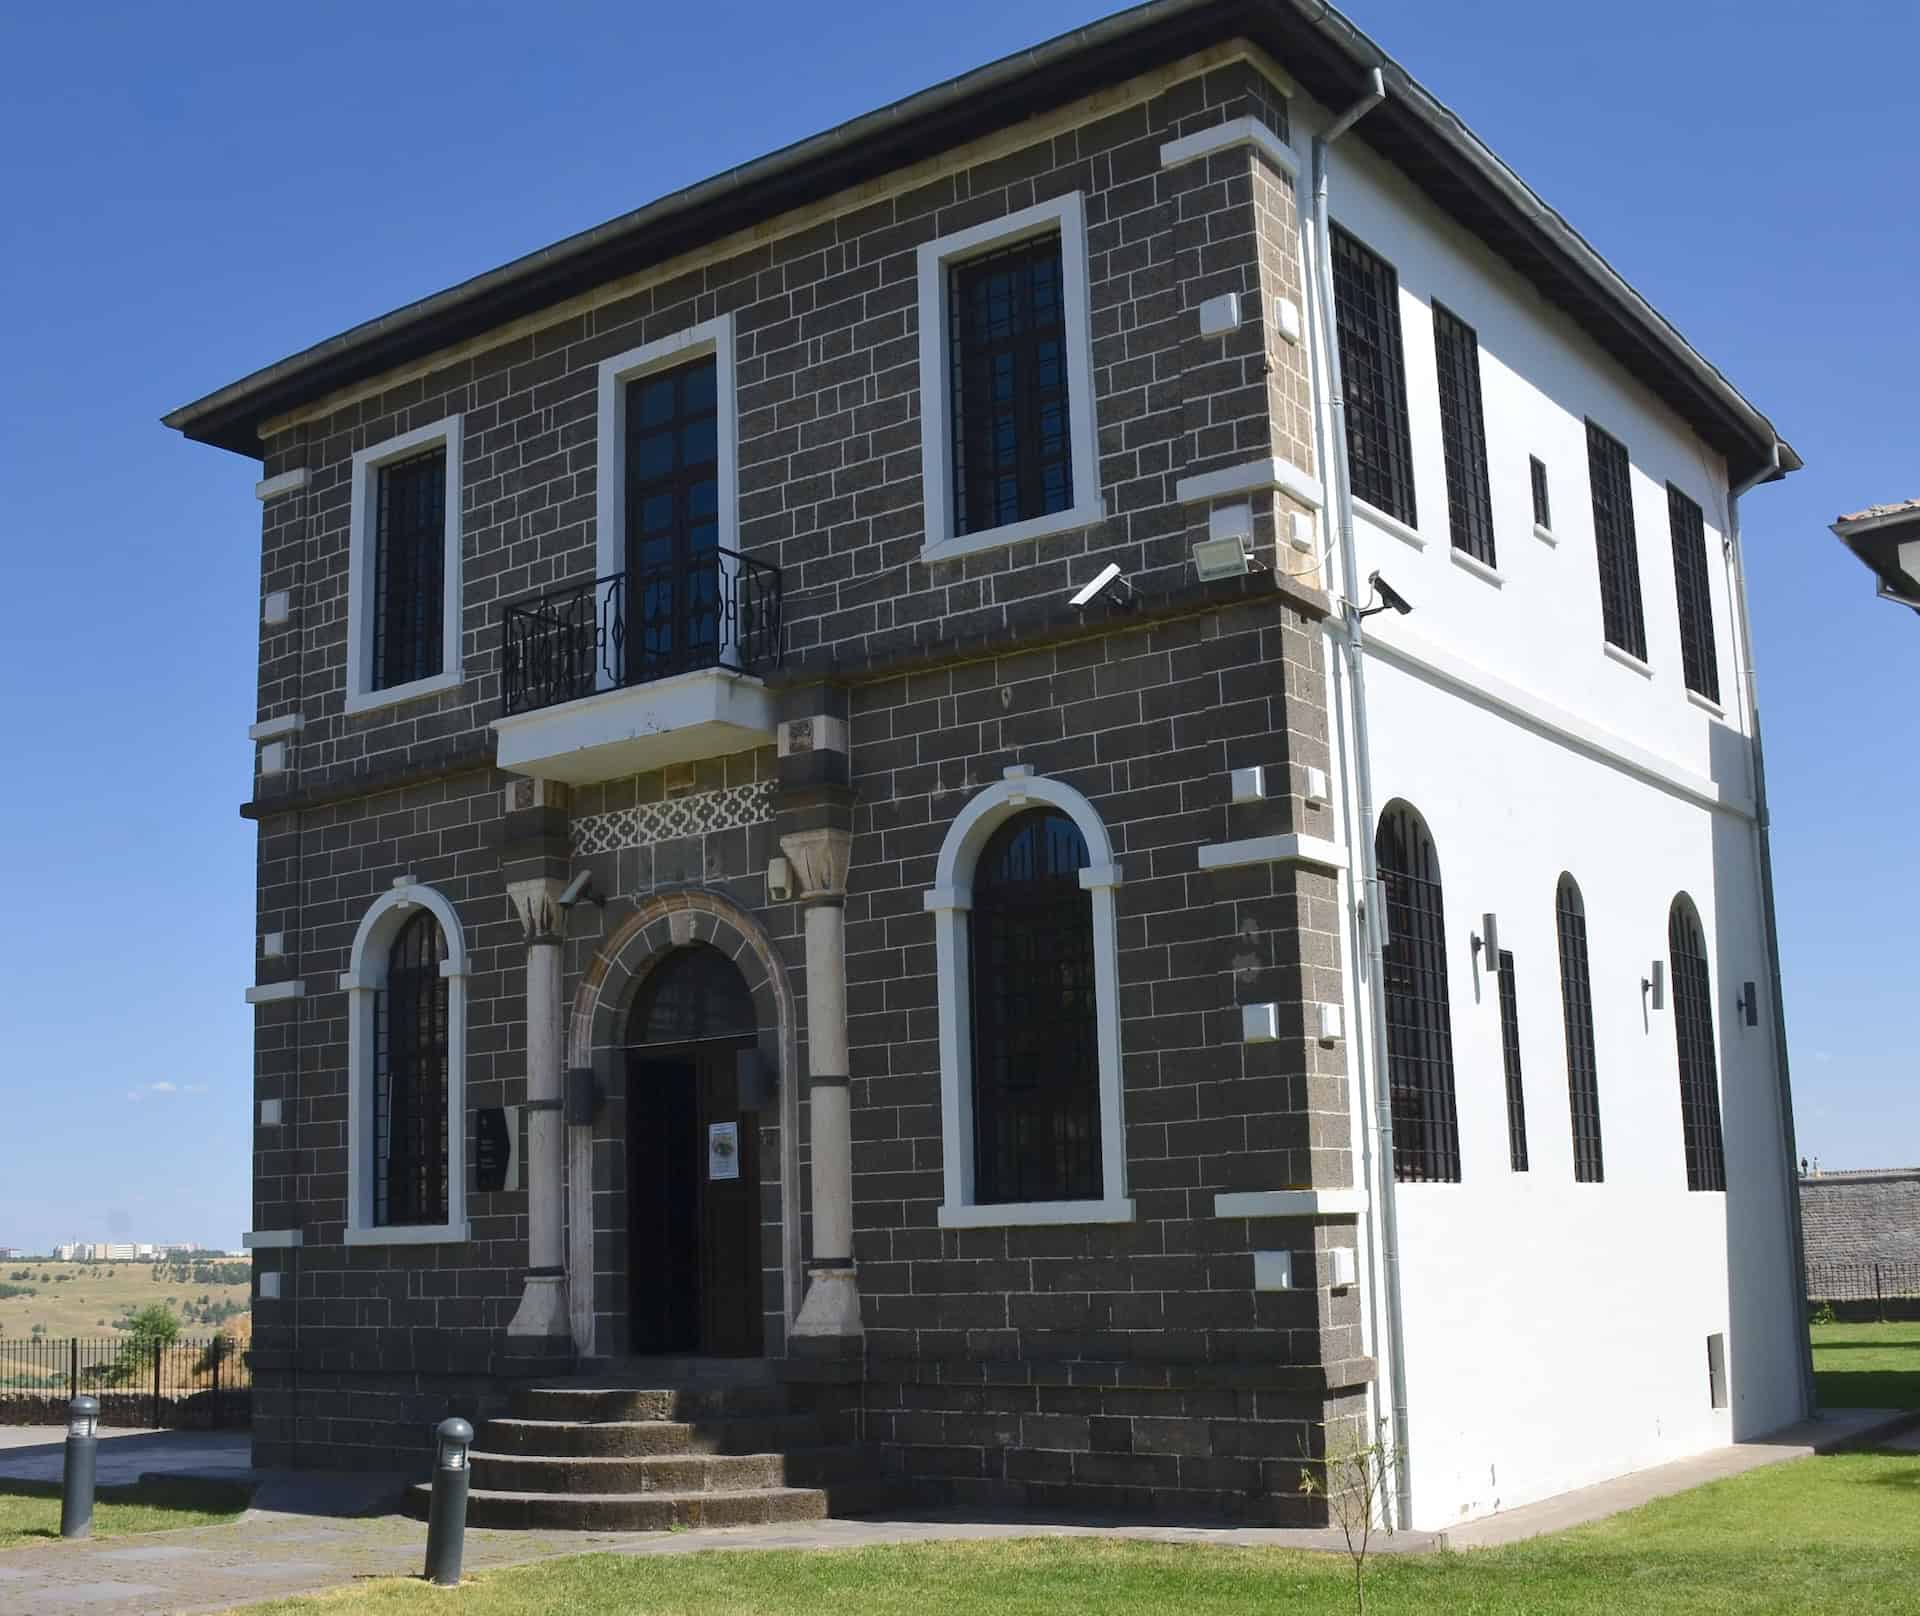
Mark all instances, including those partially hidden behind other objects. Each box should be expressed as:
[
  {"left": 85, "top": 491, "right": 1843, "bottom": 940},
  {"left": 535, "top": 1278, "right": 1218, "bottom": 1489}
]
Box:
[{"left": 492, "top": 552, "right": 782, "bottom": 785}]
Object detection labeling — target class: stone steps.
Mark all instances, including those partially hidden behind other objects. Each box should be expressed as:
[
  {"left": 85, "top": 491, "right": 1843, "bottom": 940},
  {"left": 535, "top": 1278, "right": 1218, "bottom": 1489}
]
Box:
[
  {"left": 411, "top": 1480, "right": 834, "bottom": 1532},
  {"left": 405, "top": 1367, "right": 894, "bottom": 1533},
  {"left": 483, "top": 1411, "right": 826, "bottom": 1457}
]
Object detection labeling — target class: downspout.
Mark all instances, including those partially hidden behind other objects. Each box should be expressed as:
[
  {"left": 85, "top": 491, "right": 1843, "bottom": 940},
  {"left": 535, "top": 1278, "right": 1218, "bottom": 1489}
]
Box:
[
  {"left": 1724, "top": 442, "right": 1818, "bottom": 1419},
  {"left": 1307, "top": 67, "right": 1413, "bottom": 1530}
]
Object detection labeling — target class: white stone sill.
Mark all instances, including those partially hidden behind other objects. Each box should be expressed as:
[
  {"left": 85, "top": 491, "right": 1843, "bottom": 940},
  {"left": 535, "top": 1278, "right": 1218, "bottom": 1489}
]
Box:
[
  {"left": 920, "top": 501, "right": 1104, "bottom": 565},
  {"left": 1355, "top": 500, "right": 1424, "bottom": 551},
  {"left": 343, "top": 1222, "right": 471, "bottom": 1247},
  {"left": 937, "top": 1198, "right": 1135, "bottom": 1229},
  {"left": 344, "top": 669, "right": 464, "bottom": 718},
  {"left": 1603, "top": 641, "right": 1655, "bottom": 679},
  {"left": 1449, "top": 547, "right": 1504, "bottom": 588}
]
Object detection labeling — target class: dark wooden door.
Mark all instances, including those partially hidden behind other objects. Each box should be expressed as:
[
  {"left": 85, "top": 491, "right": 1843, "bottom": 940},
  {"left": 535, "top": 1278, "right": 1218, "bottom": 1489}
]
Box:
[{"left": 626, "top": 1041, "right": 761, "bottom": 1357}]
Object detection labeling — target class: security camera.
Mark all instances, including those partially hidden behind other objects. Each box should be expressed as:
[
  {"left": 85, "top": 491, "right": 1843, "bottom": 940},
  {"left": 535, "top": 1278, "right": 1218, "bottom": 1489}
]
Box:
[
  {"left": 1369, "top": 572, "right": 1413, "bottom": 615},
  {"left": 1069, "top": 562, "right": 1134, "bottom": 609},
  {"left": 557, "top": 870, "right": 601, "bottom": 909}
]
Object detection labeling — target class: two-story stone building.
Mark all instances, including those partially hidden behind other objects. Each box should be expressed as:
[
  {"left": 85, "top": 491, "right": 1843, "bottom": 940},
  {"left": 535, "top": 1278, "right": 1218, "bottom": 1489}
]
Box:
[{"left": 167, "top": 0, "right": 1810, "bottom": 1532}]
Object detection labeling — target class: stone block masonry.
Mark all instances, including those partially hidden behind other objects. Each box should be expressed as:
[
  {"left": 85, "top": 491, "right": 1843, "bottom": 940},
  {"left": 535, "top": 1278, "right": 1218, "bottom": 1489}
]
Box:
[{"left": 238, "top": 46, "right": 1369, "bottom": 1513}]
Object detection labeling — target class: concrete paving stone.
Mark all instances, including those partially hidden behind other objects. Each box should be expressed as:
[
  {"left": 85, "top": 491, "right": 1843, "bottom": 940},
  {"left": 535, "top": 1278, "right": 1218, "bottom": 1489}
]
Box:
[{"left": 29, "top": 1583, "right": 167, "bottom": 1607}]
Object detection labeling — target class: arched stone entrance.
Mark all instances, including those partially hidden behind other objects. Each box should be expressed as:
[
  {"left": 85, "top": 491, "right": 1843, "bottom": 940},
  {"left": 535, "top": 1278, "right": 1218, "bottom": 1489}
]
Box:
[{"left": 565, "top": 891, "right": 799, "bottom": 1359}]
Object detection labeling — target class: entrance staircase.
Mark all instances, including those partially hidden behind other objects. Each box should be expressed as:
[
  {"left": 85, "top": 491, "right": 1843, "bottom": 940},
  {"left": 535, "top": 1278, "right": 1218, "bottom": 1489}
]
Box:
[{"left": 407, "top": 1359, "right": 889, "bottom": 1530}]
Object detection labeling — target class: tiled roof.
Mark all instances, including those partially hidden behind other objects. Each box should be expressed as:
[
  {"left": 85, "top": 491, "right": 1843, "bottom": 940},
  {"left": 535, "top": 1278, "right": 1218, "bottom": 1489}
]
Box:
[{"left": 1834, "top": 497, "right": 1920, "bottom": 528}]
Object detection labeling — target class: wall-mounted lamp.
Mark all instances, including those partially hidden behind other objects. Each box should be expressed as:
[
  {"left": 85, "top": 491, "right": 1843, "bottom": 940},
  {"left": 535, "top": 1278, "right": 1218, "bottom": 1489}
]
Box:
[
  {"left": 1642, "top": 960, "right": 1666, "bottom": 1010},
  {"left": 1192, "top": 503, "right": 1256, "bottom": 581},
  {"left": 1068, "top": 561, "right": 1135, "bottom": 610},
  {"left": 1736, "top": 981, "right": 1760, "bottom": 1028},
  {"left": 765, "top": 855, "right": 794, "bottom": 904},
  {"left": 1471, "top": 912, "right": 1501, "bottom": 972}
]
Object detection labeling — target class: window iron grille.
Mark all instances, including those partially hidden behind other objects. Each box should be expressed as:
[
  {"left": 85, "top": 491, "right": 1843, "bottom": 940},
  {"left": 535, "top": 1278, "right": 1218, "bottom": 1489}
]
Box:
[
  {"left": 1376, "top": 804, "right": 1461, "bottom": 1183},
  {"left": 1586, "top": 422, "right": 1647, "bottom": 660},
  {"left": 950, "top": 236, "right": 1074, "bottom": 537},
  {"left": 969, "top": 807, "right": 1101, "bottom": 1204},
  {"left": 1497, "top": 949, "right": 1530, "bottom": 1173},
  {"left": 1670, "top": 899, "right": 1728, "bottom": 1192},
  {"left": 374, "top": 910, "right": 449, "bottom": 1227},
  {"left": 1433, "top": 302, "right": 1495, "bottom": 566},
  {"left": 633, "top": 943, "right": 757, "bottom": 1044},
  {"left": 1331, "top": 227, "right": 1417, "bottom": 528},
  {"left": 1530, "top": 455, "right": 1552, "bottom": 532},
  {"left": 1667, "top": 484, "right": 1721, "bottom": 705},
  {"left": 373, "top": 447, "right": 447, "bottom": 691},
  {"left": 1555, "top": 875, "right": 1605, "bottom": 1183}
]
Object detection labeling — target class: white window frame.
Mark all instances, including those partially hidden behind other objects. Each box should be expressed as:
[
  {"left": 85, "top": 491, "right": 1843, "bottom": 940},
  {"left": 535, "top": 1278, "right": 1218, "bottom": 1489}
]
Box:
[
  {"left": 924, "top": 766, "right": 1131, "bottom": 1228},
  {"left": 595, "top": 315, "right": 741, "bottom": 681},
  {"left": 916, "top": 192, "right": 1102, "bottom": 564},
  {"left": 344, "top": 416, "right": 464, "bottom": 716},
  {"left": 340, "top": 882, "right": 470, "bottom": 1246}
]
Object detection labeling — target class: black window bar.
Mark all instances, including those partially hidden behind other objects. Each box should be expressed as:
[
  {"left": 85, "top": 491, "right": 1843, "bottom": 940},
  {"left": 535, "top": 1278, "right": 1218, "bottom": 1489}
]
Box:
[
  {"left": 1497, "top": 949, "right": 1530, "bottom": 1173},
  {"left": 950, "top": 235, "right": 1074, "bottom": 537},
  {"left": 1530, "top": 455, "right": 1552, "bottom": 532},
  {"left": 1433, "top": 302, "right": 1495, "bottom": 567},
  {"left": 375, "top": 909, "right": 449, "bottom": 1227},
  {"left": 1376, "top": 804, "right": 1461, "bottom": 1183},
  {"left": 1670, "top": 899, "right": 1728, "bottom": 1192},
  {"left": 969, "top": 807, "right": 1102, "bottom": 1204},
  {"left": 1586, "top": 421, "right": 1647, "bottom": 660},
  {"left": 1668, "top": 484, "right": 1721, "bottom": 705},
  {"left": 1555, "top": 875, "right": 1605, "bottom": 1183},
  {"left": 373, "top": 447, "right": 446, "bottom": 691},
  {"left": 1331, "top": 226, "right": 1417, "bottom": 528}
]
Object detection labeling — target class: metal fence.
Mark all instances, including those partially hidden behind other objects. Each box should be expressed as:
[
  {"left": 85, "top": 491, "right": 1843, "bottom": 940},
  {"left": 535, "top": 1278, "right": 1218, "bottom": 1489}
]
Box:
[
  {"left": 0, "top": 1337, "right": 250, "bottom": 1429},
  {"left": 1806, "top": 1261, "right": 1920, "bottom": 1315}
]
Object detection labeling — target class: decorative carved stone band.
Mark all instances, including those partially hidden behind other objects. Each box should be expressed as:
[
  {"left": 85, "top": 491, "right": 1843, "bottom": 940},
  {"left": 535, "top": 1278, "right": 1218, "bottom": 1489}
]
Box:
[{"left": 572, "top": 781, "right": 773, "bottom": 855}]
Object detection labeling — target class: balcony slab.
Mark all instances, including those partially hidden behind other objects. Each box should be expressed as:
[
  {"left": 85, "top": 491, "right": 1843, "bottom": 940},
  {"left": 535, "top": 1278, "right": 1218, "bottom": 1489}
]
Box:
[{"left": 493, "top": 668, "right": 776, "bottom": 785}]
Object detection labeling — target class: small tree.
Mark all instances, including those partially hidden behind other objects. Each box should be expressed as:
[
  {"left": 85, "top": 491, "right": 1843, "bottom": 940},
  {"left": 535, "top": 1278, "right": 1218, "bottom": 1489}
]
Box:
[
  {"left": 1299, "top": 1429, "right": 1401, "bottom": 1616},
  {"left": 94, "top": 1303, "right": 181, "bottom": 1387}
]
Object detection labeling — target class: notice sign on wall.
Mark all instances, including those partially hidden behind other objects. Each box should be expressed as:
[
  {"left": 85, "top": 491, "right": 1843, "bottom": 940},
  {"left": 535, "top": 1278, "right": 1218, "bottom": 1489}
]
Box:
[{"left": 707, "top": 1121, "right": 740, "bottom": 1181}]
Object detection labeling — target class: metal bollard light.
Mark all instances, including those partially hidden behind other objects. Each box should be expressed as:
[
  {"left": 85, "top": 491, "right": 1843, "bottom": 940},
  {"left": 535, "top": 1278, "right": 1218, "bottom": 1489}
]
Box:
[
  {"left": 60, "top": 1395, "right": 99, "bottom": 1540},
  {"left": 422, "top": 1417, "right": 473, "bottom": 1588}
]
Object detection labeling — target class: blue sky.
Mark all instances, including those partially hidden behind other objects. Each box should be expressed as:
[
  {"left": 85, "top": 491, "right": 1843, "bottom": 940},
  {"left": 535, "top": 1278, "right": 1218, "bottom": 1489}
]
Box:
[{"left": 0, "top": 1, "right": 1912, "bottom": 1253}]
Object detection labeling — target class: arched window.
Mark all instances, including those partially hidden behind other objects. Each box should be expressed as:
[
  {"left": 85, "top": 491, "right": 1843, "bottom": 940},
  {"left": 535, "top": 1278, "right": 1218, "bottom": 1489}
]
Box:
[
  {"left": 970, "top": 809, "right": 1100, "bottom": 1205},
  {"left": 1669, "top": 897, "right": 1727, "bottom": 1192},
  {"left": 342, "top": 883, "right": 470, "bottom": 1245},
  {"left": 376, "top": 911, "right": 449, "bottom": 1227},
  {"left": 1555, "top": 875, "right": 1604, "bottom": 1183},
  {"left": 633, "top": 943, "right": 756, "bottom": 1043},
  {"left": 925, "top": 767, "right": 1130, "bottom": 1227},
  {"left": 1376, "top": 803, "right": 1460, "bottom": 1183}
]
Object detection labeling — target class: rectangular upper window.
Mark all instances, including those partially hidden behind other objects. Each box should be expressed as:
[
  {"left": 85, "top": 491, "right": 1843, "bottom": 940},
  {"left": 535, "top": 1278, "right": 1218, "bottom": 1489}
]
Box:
[
  {"left": 1331, "top": 226, "right": 1416, "bottom": 529},
  {"left": 917, "top": 193, "right": 1101, "bottom": 563},
  {"left": 1530, "top": 455, "right": 1552, "bottom": 533},
  {"left": 1432, "top": 302, "right": 1494, "bottom": 566},
  {"left": 1585, "top": 421, "right": 1647, "bottom": 661},
  {"left": 1667, "top": 484, "right": 1721, "bottom": 704},
  {"left": 346, "top": 416, "right": 464, "bottom": 716}
]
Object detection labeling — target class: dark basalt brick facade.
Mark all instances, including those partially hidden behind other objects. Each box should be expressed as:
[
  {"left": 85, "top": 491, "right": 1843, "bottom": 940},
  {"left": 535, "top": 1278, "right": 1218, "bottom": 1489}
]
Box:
[{"left": 242, "top": 45, "right": 1374, "bottom": 1513}]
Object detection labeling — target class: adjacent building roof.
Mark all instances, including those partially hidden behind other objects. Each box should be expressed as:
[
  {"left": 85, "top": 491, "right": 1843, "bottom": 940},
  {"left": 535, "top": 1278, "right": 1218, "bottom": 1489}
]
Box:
[
  {"left": 162, "top": 0, "right": 1799, "bottom": 486},
  {"left": 1831, "top": 498, "right": 1920, "bottom": 609},
  {"left": 1800, "top": 1168, "right": 1920, "bottom": 1288}
]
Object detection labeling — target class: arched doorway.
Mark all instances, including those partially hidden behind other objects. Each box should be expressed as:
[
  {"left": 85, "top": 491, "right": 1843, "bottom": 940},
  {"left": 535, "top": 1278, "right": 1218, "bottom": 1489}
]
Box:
[{"left": 626, "top": 943, "right": 762, "bottom": 1356}]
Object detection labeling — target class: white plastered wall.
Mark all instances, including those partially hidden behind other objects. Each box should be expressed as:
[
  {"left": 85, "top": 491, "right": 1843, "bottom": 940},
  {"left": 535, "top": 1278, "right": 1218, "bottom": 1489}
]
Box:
[{"left": 1288, "top": 85, "right": 1803, "bottom": 1528}]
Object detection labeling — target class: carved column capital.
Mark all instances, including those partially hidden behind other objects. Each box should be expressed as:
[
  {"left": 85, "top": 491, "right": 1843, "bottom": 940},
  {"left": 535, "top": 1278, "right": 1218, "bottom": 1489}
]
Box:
[
  {"left": 507, "top": 877, "right": 568, "bottom": 943},
  {"left": 779, "top": 828, "right": 852, "bottom": 901}
]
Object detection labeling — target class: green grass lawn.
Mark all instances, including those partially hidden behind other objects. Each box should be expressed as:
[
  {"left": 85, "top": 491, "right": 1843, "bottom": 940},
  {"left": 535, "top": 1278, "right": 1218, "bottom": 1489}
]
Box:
[
  {"left": 0, "top": 1475, "right": 250, "bottom": 1550},
  {"left": 234, "top": 1450, "right": 1920, "bottom": 1616},
  {"left": 1811, "top": 1320, "right": 1920, "bottom": 1409}
]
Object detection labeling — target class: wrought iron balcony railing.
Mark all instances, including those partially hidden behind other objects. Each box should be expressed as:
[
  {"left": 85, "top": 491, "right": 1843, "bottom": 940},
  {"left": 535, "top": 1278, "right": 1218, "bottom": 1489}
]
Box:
[{"left": 500, "top": 551, "right": 783, "bottom": 718}]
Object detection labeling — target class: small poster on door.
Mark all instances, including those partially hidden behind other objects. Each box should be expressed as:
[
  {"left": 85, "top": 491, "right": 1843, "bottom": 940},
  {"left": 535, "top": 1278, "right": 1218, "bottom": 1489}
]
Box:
[{"left": 708, "top": 1121, "right": 740, "bottom": 1181}]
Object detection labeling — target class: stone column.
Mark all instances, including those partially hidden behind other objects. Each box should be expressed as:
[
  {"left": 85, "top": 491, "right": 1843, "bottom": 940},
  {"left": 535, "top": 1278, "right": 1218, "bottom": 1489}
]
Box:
[
  {"left": 782, "top": 828, "right": 860, "bottom": 1342},
  {"left": 501, "top": 779, "right": 573, "bottom": 1349},
  {"left": 775, "top": 681, "right": 862, "bottom": 1349}
]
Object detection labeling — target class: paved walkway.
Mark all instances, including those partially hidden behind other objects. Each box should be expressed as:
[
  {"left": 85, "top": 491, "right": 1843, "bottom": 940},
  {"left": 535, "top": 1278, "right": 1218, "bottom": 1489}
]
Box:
[{"left": 0, "top": 1408, "right": 1911, "bottom": 1615}]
